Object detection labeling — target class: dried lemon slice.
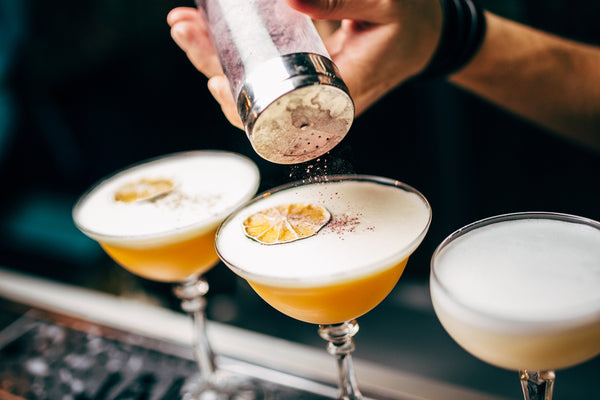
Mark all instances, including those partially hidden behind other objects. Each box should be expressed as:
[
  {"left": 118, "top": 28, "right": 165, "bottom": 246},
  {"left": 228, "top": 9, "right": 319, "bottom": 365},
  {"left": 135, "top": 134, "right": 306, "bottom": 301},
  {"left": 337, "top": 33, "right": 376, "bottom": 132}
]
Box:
[
  {"left": 243, "top": 203, "right": 331, "bottom": 244},
  {"left": 114, "top": 178, "right": 175, "bottom": 203}
]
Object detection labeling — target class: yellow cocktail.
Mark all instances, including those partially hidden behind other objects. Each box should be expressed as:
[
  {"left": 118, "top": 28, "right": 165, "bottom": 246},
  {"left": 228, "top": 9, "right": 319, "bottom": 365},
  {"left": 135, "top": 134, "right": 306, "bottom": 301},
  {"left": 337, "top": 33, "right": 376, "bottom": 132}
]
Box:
[
  {"left": 215, "top": 175, "right": 431, "bottom": 399},
  {"left": 247, "top": 257, "right": 408, "bottom": 325},
  {"left": 74, "top": 151, "right": 259, "bottom": 280},
  {"left": 99, "top": 226, "right": 219, "bottom": 282},
  {"left": 73, "top": 150, "right": 261, "bottom": 397}
]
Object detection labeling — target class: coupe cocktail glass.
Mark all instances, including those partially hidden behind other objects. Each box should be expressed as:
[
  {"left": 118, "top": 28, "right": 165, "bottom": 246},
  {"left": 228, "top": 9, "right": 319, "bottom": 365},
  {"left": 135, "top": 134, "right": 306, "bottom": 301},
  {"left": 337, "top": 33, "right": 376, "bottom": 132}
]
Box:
[
  {"left": 215, "top": 175, "right": 432, "bottom": 399},
  {"left": 73, "top": 150, "right": 261, "bottom": 399},
  {"left": 430, "top": 212, "right": 600, "bottom": 400}
]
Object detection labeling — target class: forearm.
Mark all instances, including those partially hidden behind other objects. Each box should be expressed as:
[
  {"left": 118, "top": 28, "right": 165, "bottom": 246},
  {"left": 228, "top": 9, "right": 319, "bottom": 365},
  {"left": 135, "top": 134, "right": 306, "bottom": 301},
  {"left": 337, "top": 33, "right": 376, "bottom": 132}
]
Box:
[{"left": 450, "top": 12, "right": 600, "bottom": 151}]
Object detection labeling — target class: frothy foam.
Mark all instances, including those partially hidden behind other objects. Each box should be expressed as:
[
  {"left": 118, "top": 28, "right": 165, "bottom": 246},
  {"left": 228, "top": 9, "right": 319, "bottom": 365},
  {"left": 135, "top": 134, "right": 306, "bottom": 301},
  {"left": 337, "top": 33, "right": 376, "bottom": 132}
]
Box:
[
  {"left": 216, "top": 179, "right": 431, "bottom": 287},
  {"left": 433, "top": 218, "right": 600, "bottom": 324},
  {"left": 74, "top": 151, "right": 260, "bottom": 246}
]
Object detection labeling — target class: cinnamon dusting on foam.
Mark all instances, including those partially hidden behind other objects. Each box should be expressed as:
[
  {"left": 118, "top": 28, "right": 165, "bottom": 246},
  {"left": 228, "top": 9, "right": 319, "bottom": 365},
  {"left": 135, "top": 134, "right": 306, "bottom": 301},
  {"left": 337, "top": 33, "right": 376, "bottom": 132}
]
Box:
[
  {"left": 321, "top": 212, "right": 375, "bottom": 240},
  {"left": 75, "top": 152, "right": 260, "bottom": 240},
  {"left": 216, "top": 180, "right": 430, "bottom": 283},
  {"left": 153, "top": 191, "right": 224, "bottom": 214},
  {"left": 115, "top": 178, "right": 225, "bottom": 216}
]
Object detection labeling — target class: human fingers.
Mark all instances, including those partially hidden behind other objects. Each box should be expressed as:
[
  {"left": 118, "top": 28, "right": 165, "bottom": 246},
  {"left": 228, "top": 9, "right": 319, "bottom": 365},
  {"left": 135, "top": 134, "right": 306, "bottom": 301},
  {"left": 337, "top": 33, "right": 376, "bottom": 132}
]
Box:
[
  {"left": 287, "top": 0, "right": 417, "bottom": 116},
  {"left": 166, "top": 7, "right": 198, "bottom": 25},
  {"left": 167, "top": 7, "right": 223, "bottom": 78},
  {"left": 288, "top": 0, "right": 442, "bottom": 116},
  {"left": 168, "top": 7, "right": 243, "bottom": 130},
  {"left": 207, "top": 76, "right": 244, "bottom": 130},
  {"left": 286, "top": 0, "right": 397, "bottom": 23}
]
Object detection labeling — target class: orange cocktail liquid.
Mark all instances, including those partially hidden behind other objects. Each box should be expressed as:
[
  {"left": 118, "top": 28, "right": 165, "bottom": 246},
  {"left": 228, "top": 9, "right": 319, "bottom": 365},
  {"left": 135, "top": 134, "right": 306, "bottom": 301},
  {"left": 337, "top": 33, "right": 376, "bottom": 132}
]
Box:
[
  {"left": 248, "top": 258, "right": 409, "bottom": 325},
  {"left": 100, "top": 227, "right": 219, "bottom": 283}
]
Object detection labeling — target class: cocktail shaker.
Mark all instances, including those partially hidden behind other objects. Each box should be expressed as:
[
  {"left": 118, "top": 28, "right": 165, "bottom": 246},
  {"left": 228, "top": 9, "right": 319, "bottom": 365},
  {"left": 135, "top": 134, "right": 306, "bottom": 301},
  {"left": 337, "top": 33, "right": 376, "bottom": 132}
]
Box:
[{"left": 196, "top": 0, "right": 354, "bottom": 164}]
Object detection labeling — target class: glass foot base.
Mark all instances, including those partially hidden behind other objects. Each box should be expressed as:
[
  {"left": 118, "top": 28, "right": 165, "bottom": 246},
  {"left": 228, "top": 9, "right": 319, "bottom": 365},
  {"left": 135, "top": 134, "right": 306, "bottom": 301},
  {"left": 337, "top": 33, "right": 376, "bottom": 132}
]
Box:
[{"left": 182, "top": 370, "right": 270, "bottom": 400}]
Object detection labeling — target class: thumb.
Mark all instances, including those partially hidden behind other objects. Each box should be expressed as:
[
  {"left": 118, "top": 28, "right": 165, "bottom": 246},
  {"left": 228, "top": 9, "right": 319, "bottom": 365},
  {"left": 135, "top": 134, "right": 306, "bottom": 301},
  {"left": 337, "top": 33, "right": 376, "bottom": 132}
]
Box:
[
  {"left": 286, "top": 0, "right": 387, "bottom": 21},
  {"left": 207, "top": 76, "right": 244, "bottom": 130}
]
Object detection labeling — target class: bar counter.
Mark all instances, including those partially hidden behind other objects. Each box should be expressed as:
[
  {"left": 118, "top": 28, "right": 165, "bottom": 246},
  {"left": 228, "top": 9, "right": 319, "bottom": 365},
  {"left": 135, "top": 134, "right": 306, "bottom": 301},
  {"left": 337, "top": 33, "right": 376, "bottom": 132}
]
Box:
[{"left": 0, "top": 266, "right": 513, "bottom": 400}]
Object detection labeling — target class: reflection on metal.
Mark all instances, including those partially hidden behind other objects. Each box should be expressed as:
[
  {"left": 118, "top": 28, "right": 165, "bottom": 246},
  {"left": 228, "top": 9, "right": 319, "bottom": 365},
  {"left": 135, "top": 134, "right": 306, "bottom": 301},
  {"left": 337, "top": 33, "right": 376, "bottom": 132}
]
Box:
[{"left": 0, "top": 267, "right": 511, "bottom": 400}]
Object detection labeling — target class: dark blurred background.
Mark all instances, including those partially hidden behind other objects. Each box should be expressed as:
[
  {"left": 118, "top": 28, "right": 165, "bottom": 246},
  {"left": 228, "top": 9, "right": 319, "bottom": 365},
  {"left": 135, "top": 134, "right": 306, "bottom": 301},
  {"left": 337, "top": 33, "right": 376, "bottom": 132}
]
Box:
[{"left": 0, "top": 0, "right": 598, "bottom": 398}]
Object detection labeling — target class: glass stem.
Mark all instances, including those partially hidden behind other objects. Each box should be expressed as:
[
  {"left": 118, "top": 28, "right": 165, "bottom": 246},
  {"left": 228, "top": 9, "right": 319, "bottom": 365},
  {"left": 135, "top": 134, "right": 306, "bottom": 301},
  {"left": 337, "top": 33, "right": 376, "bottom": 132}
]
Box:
[
  {"left": 319, "top": 320, "right": 363, "bottom": 400},
  {"left": 520, "top": 370, "right": 555, "bottom": 400},
  {"left": 174, "top": 277, "right": 217, "bottom": 383}
]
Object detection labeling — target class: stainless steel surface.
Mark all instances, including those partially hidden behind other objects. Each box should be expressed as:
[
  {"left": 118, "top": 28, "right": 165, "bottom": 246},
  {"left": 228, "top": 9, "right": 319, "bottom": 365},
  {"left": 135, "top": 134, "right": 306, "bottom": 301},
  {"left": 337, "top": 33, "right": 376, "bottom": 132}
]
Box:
[
  {"left": 197, "top": 0, "right": 354, "bottom": 164},
  {"left": 239, "top": 54, "right": 354, "bottom": 164},
  {"left": 0, "top": 266, "right": 509, "bottom": 400}
]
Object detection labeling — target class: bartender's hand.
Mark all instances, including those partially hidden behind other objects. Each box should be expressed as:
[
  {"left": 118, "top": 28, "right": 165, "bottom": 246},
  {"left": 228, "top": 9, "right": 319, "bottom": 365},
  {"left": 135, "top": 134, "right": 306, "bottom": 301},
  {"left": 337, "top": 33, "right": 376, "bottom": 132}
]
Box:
[
  {"left": 166, "top": 0, "right": 443, "bottom": 130},
  {"left": 167, "top": 6, "right": 243, "bottom": 129},
  {"left": 168, "top": 1, "right": 600, "bottom": 151}
]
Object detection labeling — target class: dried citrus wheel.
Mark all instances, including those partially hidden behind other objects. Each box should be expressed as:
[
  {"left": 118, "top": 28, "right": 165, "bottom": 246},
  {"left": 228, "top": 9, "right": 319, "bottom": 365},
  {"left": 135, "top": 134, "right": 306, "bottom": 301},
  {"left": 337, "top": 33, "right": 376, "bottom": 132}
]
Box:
[
  {"left": 114, "top": 178, "right": 175, "bottom": 203},
  {"left": 243, "top": 203, "right": 331, "bottom": 244}
]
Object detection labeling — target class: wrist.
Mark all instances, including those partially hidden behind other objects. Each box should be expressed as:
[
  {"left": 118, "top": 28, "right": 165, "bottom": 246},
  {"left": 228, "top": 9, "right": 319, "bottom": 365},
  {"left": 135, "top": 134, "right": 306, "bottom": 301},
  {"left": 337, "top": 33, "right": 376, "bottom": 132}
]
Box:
[{"left": 416, "top": 0, "right": 487, "bottom": 80}]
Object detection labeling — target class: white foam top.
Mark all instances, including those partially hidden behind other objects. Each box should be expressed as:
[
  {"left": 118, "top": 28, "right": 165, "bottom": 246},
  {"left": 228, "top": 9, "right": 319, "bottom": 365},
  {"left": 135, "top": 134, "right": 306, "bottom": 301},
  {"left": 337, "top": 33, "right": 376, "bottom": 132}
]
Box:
[
  {"left": 433, "top": 217, "right": 600, "bottom": 323},
  {"left": 73, "top": 151, "right": 260, "bottom": 246},
  {"left": 216, "top": 178, "right": 431, "bottom": 287}
]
